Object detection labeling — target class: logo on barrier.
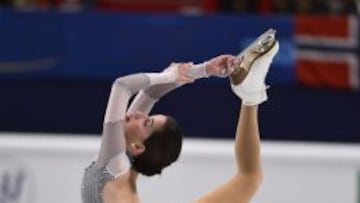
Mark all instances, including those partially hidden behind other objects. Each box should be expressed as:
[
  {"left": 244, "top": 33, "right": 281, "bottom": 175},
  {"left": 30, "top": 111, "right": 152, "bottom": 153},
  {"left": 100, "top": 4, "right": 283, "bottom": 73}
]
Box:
[{"left": 0, "top": 156, "right": 35, "bottom": 203}]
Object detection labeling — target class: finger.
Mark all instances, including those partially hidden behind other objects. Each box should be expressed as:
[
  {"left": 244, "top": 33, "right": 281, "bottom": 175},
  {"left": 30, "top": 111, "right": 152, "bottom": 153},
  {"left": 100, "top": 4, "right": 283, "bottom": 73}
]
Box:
[
  {"left": 179, "top": 68, "right": 195, "bottom": 79},
  {"left": 234, "top": 57, "right": 242, "bottom": 68},
  {"left": 237, "top": 55, "right": 244, "bottom": 63},
  {"left": 225, "top": 68, "right": 232, "bottom": 76},
  {"left": 226, "top": 64, "right": 236, "bottom": 76},
  {"left": 185, "top": 74, "right": 195, "bottom": 81},
  {"left": 229, "top": 66, "right": 235, "bottom": 74},
  {"left": 228, "top": 58, "right": 236, "bottom": 74},
  {"left": 180, "top": 76, "right": 195, "bottom": 83},
  {"left": 226, "top": 58, "right": 234, "bottom": 70},
  {"left": 185, "top": 63, "right": 193, "bottom": 71},
  {"left": 179, "top": 63, "right": 192, "bottom": 73},
  {"left": 220, "top": 68, "right": 227, "bottom": 77},
  {"left": 220, "top": 67, "right": 233, "bottom": 77}
]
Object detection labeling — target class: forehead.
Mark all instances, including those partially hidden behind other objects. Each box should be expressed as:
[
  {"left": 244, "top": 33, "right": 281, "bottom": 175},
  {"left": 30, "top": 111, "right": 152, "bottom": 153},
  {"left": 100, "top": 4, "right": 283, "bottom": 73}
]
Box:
[
  {"left": 150, "top": 114, "right": 167, "bottom": 130},
  {"left": 150, "top": 114, "right": 167, "bottom": 122}
]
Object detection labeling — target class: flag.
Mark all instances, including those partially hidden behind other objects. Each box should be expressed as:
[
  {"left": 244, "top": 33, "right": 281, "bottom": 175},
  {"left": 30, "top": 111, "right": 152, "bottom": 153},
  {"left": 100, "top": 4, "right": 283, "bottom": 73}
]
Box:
[{"left": 295, "top": 15, "right": 359, "bottom": 90}]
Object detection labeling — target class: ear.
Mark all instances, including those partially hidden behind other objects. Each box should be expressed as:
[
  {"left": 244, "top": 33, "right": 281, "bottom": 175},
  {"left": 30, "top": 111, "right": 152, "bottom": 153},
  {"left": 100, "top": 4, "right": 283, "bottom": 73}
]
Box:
[{"left": 130, "top": 142, "right": 146, "bottom": 156}]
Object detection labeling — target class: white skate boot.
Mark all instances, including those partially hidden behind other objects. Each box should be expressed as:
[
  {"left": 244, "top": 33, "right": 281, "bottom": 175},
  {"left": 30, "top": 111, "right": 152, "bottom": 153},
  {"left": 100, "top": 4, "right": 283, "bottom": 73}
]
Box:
[{"left": 230, "top": 29, "right": 279, "bottom": 106}]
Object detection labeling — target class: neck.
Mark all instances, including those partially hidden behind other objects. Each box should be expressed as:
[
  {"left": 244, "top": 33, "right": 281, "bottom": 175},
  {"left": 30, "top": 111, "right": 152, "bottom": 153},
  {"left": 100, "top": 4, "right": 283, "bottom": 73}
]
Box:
[{"left": 129, "top": 169, "right": 139, "bottom": 191}]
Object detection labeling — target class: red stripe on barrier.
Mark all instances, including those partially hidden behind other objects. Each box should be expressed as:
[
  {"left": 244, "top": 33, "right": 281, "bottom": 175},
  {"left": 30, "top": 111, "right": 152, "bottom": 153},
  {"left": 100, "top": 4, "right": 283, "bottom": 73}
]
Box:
[
  {"left": 295, "top": 15, "right": 350, "bottom": 38},
  {"left": 296, "top": 59, "right": 350, "bottom": 89}
]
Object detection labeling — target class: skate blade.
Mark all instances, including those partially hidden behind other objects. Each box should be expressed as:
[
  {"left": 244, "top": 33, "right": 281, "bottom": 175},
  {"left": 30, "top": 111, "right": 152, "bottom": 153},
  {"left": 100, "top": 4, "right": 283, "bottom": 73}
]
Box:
[{"left": 230, "top": 28, "right": 277, "bottom": 85}]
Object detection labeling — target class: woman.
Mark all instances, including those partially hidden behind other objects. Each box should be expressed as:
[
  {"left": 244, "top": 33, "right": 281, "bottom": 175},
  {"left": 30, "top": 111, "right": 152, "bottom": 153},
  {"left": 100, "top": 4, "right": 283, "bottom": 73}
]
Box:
[
  {"left": 81, "top": 29, "right": 279, "bottom": 203},
  {"left": 81, "top": 54, "right": 236, "bottom": 203}
]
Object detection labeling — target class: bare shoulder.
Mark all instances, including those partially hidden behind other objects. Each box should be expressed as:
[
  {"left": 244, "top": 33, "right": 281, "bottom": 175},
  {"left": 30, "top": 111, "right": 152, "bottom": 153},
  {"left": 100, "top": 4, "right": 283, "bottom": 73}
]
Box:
[
  {"left": 105, "top": 170, "right": 132, "bottom": 190},
  {"left": 113, "top": 170, "right": 132, "bottom": 183},
  {"left": 103, "top": 170, "right": 137, "bottom": 202},
  {"left": 193, "top": 175, "right": 262, "bottom": 203}
]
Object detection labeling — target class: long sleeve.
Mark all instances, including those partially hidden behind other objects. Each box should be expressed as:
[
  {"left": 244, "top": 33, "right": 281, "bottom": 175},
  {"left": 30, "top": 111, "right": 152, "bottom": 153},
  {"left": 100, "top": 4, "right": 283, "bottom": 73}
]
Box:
[
  {"left": 127, "top": 62, "right": 208, "bottom": 115},
  {"left": 127, "top": 83, "right": 179, "bottom": 115},
  {"left": 95, "top": 72, "right": 178, "bottom": 173},
  {"left": 103, "top": 74, "right": 150, "bottom": 124},
  {"left": 96, "top": 73, "right": 149, "bottom": 171}
]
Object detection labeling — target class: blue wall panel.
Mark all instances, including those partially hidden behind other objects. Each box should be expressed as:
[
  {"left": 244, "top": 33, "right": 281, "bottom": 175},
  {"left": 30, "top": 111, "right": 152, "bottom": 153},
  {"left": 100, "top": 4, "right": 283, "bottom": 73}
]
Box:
[
  {"left": 0, "top": 10, "right": 359, "bottom": 142},
  {"left": 0, "top": 11, "right": 294, "bottom": 83}
]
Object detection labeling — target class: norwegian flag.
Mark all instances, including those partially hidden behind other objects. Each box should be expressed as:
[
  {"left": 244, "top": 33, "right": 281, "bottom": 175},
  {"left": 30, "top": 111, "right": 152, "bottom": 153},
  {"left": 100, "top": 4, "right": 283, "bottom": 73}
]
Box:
[{"left": 295, "top": 15, "right": 359, "bottom": 90}]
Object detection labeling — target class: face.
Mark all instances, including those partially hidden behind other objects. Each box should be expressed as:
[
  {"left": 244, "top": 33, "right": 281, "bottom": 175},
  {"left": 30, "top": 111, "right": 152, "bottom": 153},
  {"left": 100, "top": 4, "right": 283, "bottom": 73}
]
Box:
[{"left": 124, "top": 112, "right": 167, "bottom": 155}]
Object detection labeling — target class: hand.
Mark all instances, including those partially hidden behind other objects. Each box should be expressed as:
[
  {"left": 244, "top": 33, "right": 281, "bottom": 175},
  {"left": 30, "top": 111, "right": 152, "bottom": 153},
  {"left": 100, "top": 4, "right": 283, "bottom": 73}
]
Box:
[
  {"left": 206, "top": 55, "right": 236, "bottom": 78},
  {"left": 163, "top": 63, "right": 195, "bottom": 84}
]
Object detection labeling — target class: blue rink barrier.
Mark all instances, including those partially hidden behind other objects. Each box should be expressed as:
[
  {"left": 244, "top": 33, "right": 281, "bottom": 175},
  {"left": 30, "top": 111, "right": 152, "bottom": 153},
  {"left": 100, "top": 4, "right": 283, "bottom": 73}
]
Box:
[
  {"left": 0, "top": 10, "right": 294, "bottom": 84},
  {"left": 0, "top": 10, "right": 360, "bottom": 142}
]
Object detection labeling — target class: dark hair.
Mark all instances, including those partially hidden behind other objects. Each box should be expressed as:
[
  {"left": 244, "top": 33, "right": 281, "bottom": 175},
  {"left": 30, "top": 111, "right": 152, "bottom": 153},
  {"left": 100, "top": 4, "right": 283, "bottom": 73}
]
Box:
[{"left": 132, "top": 115, "right": 183, "bottom": 176}]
